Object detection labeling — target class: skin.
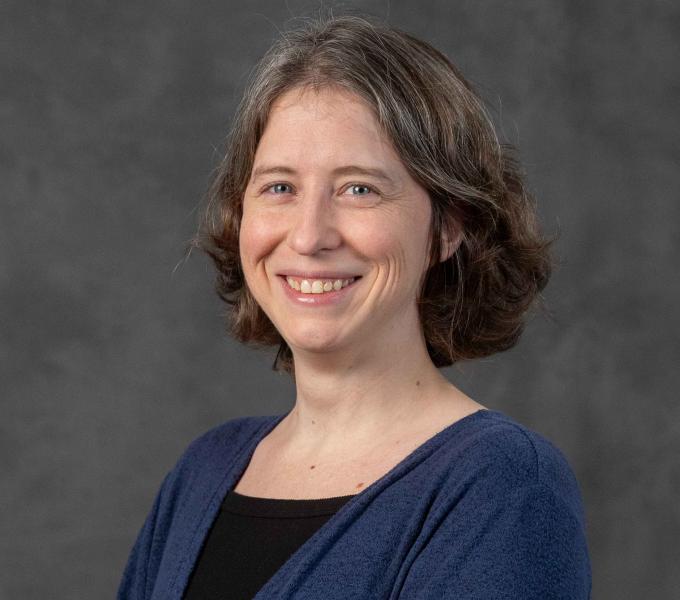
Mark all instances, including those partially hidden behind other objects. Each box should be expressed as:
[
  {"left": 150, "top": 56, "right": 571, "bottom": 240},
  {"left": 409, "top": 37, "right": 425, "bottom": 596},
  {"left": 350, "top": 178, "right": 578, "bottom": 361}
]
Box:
[{"left": 239, "top": 85, "right": 484, "bottom": 469}]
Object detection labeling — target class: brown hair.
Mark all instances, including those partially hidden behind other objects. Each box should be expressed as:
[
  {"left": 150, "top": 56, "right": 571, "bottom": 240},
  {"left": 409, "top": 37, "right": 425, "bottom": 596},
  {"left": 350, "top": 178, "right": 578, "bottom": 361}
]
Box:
[{"left": 191, "top": 14, "right": 555, "bottom": 375}]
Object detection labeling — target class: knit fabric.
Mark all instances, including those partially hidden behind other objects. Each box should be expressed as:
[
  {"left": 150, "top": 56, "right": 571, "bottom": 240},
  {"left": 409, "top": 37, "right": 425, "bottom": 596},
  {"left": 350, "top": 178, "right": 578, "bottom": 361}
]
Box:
[{"left": 117, "top": 409, "right": 592, "bottom": 599}]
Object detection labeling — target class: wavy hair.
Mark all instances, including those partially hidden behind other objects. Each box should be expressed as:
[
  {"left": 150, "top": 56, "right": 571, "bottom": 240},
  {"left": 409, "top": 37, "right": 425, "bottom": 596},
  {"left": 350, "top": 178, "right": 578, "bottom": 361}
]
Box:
[{"left": 191, "top": 14, "right": 555, "bottom": 375}]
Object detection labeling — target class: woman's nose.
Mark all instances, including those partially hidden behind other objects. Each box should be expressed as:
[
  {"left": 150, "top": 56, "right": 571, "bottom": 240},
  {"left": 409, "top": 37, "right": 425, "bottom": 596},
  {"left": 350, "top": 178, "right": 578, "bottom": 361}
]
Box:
[{"left": 286, "top": 193, "right": 342, "bottom": 256}]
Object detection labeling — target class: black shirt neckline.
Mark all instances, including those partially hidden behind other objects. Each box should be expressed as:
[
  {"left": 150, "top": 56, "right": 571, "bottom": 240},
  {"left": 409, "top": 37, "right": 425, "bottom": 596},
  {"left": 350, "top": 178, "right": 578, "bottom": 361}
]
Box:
[{"left": 221, "top": 489, "right": 357, "bottom": 518}]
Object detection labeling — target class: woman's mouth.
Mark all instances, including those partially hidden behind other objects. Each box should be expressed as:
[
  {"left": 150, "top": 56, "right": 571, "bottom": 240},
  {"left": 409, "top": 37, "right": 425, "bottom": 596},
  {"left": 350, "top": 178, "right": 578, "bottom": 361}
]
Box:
[
  {"left": 285, "top": 275, "right": 358, "bottom": 294},
  {"left": 277, "top": 275, "right": 362, "bottom": 305}
]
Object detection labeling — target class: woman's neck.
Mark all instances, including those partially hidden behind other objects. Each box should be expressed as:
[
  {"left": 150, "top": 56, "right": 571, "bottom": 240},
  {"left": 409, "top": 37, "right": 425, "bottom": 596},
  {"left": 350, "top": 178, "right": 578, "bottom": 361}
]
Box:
[{"left": 274, "top": 337, "right": 474, "bottom": 460}]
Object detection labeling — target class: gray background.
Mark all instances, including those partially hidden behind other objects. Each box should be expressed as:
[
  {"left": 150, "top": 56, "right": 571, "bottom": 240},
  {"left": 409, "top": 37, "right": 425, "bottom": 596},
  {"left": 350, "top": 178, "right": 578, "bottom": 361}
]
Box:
[{"left": 2, "top": 1, "right": 678, "bottom": 598}]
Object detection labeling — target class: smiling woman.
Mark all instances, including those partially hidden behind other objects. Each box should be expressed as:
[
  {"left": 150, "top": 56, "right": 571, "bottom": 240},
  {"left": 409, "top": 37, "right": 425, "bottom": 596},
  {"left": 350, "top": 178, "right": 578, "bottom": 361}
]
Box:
[{"left": 117, "top": 14, "right": 591, "bottom": 600}]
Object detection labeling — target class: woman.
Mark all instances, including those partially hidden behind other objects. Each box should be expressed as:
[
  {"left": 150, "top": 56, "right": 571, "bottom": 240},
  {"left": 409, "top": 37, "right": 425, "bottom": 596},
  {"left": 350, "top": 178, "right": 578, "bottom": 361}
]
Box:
[{"left": 118, "top": 15, "right": 591, "bottom": 600}]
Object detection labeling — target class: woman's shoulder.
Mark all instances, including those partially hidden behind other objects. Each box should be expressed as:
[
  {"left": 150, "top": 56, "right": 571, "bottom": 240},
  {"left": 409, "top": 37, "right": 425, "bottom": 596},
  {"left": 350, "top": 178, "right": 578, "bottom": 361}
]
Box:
[
  {"left": 444, "top": 409, "right": 587, "bottom": 524},
  {"left": 145, "top": 413, "right": 280, "bottom": 518},
  {"left": 170, "top": 413, "right": 279, "bottom": 475}
]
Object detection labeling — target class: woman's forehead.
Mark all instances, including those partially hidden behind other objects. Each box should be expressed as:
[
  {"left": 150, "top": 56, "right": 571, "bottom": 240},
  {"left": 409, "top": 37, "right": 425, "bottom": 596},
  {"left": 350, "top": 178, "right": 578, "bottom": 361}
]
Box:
[
  {"left": 267, "top": 86, "right": 378, "bottom": 136},
  {"left": 270, "top": 84, "right": 367, "bottom": 113},
  {"left": 255, "top": 86, "right": 404, "bottom": 174}
]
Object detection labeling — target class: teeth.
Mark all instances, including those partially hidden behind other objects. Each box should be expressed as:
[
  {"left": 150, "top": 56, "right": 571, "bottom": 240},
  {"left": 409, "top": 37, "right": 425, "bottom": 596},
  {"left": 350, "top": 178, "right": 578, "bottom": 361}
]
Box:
[{"left": 286, "top": 277, "right": 357, "bottom": 294}]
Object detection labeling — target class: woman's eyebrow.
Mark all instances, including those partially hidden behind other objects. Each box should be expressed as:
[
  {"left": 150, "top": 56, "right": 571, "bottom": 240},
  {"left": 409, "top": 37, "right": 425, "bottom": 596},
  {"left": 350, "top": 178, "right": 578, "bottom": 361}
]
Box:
[{"left": 250, "top": 164, "right": 397, "bottom": 184}]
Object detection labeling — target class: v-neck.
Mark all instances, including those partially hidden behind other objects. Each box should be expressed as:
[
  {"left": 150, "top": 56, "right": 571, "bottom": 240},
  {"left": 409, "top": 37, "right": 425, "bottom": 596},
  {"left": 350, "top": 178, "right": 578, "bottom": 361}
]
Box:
[
  {"left": 175, "top": 407, "right": 495, "bottom": 599},
  {"left": 230, "top": 408, "right": 492, "bottom": 502}
]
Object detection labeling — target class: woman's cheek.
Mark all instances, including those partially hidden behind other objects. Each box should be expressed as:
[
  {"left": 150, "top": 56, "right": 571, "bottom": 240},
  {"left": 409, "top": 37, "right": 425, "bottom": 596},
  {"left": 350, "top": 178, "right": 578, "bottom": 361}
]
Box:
[
  {"left": 349, "top": 218, "right": 401, "bottom": 264},
  {"left": 240, "top": 211, "right": 277, "bottom": 269}
]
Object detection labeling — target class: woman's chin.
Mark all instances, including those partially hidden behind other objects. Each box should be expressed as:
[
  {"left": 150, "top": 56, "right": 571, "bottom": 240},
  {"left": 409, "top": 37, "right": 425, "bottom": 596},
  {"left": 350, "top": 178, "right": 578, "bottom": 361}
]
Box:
[{"left": 283, "top": 326, "right": 355, "bottom": 355}]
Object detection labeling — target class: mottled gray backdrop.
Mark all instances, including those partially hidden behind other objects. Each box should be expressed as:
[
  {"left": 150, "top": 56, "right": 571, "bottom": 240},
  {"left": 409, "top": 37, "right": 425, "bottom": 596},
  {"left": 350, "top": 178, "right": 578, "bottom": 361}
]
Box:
[{"left": 2, "top": 1, "right": 678, "bottom": 598}]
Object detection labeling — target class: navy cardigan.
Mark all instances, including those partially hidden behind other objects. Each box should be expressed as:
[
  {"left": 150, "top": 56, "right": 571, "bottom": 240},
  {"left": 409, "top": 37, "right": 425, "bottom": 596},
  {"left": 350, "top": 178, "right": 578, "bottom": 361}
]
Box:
[{"left": 117, "top": 409, "right": 592, "bottom": 599}]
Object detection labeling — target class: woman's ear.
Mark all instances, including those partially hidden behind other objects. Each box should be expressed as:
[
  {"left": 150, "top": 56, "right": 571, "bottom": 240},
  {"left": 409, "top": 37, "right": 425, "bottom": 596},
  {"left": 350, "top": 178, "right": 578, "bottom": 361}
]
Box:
[{"left": 440, "top": 221, "right": 463, "bottom": 262}]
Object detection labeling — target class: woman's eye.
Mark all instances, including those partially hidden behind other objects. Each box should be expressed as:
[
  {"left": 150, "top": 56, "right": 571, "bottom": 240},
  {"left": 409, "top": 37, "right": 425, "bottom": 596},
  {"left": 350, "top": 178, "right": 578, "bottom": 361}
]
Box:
[
  {"left": 267, "top": 183, "right": 292, "bottom": 194},
  {"left": 347, "top": 184, "right": 373, "bottom": 195}
]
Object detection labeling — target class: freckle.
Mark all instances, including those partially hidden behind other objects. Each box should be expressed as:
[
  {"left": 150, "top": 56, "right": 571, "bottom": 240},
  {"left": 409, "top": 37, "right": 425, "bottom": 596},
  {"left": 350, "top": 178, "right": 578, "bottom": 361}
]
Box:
[
  {"left": 355, "top": 482, "right": 364, "bottom": 489},
  {"left": 415, "top": 380, "right": 420, "bottom": 386},
  {"left": 310, "top": 465, "right": 316, "bottom": 469}
]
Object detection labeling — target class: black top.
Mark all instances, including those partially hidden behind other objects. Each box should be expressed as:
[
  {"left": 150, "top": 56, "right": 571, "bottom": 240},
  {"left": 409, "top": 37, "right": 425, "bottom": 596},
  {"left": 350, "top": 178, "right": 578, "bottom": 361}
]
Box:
[{"left": 183, "top": 489, "right": 356, "bottom": 600}]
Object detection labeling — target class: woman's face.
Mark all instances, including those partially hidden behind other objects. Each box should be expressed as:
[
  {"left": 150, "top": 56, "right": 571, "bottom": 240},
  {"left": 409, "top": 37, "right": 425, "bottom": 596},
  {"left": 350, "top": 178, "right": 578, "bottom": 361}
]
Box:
[{"left": 240, "top": 85, "right": 436, "bottom": 357}]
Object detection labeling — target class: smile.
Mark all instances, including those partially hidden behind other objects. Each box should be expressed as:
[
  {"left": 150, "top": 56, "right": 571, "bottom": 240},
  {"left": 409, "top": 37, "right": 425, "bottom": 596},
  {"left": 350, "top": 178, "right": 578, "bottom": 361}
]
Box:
[
  {"left": 277, "top": 275, "right": 362, "bottom": 305},
  {"left": 285, "top": 276, "right": 358, "bottom": 294}
]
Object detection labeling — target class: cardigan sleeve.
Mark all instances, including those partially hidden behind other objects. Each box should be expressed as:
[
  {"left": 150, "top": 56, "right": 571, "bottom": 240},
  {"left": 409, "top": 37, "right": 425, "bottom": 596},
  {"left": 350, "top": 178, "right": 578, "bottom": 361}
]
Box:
[
  {"left": 117, "top": 470, "right": 172, "bottom": 600},
  {"left": 398, "top": 483, "right": 591, "bottom": 600}
]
